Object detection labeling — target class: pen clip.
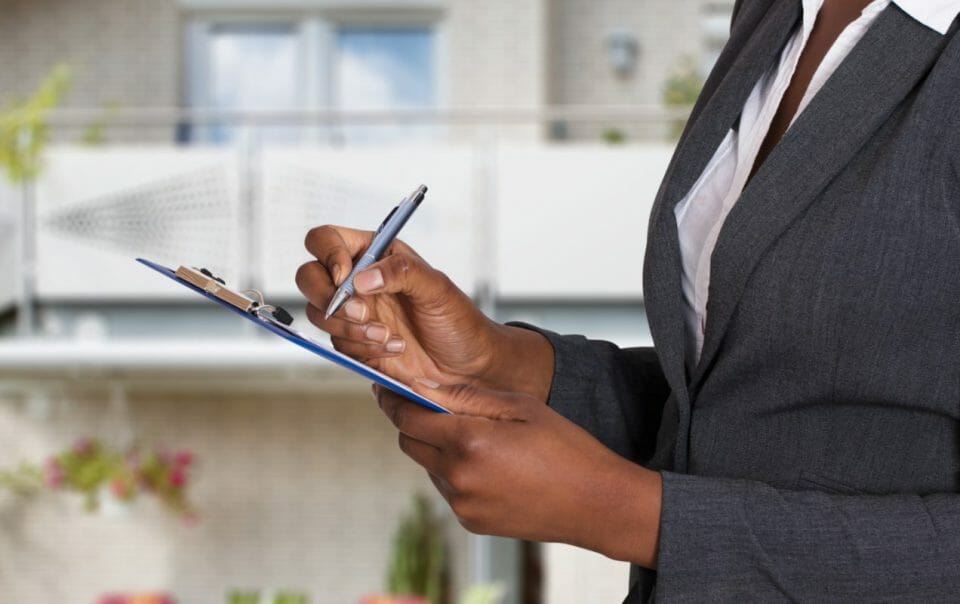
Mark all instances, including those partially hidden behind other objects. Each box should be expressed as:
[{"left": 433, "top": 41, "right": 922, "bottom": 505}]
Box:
[{"left": 375, "top": 204, "right": 401, "bottom": 236}]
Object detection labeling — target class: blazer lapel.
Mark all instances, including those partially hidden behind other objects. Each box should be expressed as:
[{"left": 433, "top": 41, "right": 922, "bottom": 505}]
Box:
[
  {"left": 644, "top": 0, "right": 801, "bottom": 470},
  {"left": 689, "top": 5, "right": 950, "bottom": 395},
  {"left": 651, "top": 0, "right": 801, "bottom": 231}
]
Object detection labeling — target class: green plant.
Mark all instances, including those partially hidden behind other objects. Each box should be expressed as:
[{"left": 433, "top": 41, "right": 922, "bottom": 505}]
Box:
[
  {"left": 601, "top": 128, "right": 627, "bottom": 145},
  {"left": 387, "top": 494, "right": 447, "bottom": 604},
  {"left": 80, "top": 101, "right": 120, "bottom": 146},
  {"left": 0, "top": 438, "right": 198, "bottom": 520},
  {"left": 0, "top": 64, "right": 72, "bottom": 184},
  {"left": 226, "top": 591, "right": 261, "bottom": 604},
  {"left": 662, "top": 56, "right": 704, "bottom": 139}
]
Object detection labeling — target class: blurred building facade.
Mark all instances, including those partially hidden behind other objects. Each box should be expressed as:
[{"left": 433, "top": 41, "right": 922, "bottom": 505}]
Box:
[{"left": 0, "top": 1, "right": 731, "bottom": 602}]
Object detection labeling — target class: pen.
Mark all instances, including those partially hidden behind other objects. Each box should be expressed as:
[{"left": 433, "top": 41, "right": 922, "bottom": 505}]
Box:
[{"left": 324, "top": 184, "right": 428, "bottom": 320}]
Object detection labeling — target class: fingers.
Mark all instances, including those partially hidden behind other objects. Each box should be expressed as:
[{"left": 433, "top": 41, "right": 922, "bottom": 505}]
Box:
[
  {"left": 303, "top": 225, "right": 419, "bottom": 286},
  {"left": 427, "top": 472, "right": 452, "bottom": 501},
  {"left": 303, "top": 225, "right": 375, "bottom": 286},
  {"left": 376, "top": 385, "right": 463, "bottom": 449},
  {"left": 398, "top": 433, "right": 445, "bottom": 477},
  {"left": 296, "top": 261, "right": 340, "bottom": 315},
  {"left": 330, "top": 336, "right": 406, "bottom": 360},
  {"left": 411, "top": 380, "right": 527, "bottom": 421},
  {"left": 298, "top": 262, "right": 370, "bottom": 323},
  {"left": 305, "top": 304, "right": 405, "bottom": 358},
  {"left": 353, "top": 252, "right": 459, "bottom": 309}
]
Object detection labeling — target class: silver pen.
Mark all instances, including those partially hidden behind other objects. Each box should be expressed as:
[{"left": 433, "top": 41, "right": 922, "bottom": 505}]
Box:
[{"left": 324, "top": 184, "right": 428, "bottom": 320}]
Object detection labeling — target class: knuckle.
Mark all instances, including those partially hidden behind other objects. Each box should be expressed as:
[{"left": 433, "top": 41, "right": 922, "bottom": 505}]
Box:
[
  {"left": 304, "top": 225, "right": 330, "bottom": 251},
  {"left": 459, "top": 428, "right": 485, "bottom": 458},
  {"left": 349, "top": 322, "right": 368, "bottom": 341},
  {"left": 329, "top": 336, "right": 355, "bottom": 355},
  {"left": 294, "top": 262, "right": 311, "bottom": 289},
  {"left": 449, "top": 384, "right": 475, "bottom": 409},
  {"left": 450, "top": 498, "right": 481, "bottom": 533},
  {"left": 388, "top": 403, "right": 407, "bottom": 430},
  {"left": 305, "top": 225, "right": 347, "bottom": 266},
  {"left": 397, "top": 433, "right": 412, "bottom": 456},
  {"left": 446, "top": 466, "right": 471, "bottom": 494}
]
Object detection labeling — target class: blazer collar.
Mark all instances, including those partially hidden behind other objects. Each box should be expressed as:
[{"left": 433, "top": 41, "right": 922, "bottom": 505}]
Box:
[
  {"left": 687, "top": 4, "right": 950, "bottom": 395},
  {"left": 644, "top": 0, "right": 802, "bottom": 408}
]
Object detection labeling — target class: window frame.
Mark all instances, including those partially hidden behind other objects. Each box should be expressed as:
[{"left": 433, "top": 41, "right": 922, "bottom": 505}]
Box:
[{"left": 182, "top": 9, "right": 446, "bottom": 142}]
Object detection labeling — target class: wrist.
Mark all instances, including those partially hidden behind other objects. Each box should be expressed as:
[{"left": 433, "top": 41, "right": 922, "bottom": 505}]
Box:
[
  {"left": 478, "top": 323, "right": 555, "bottom": 401},
  {"left": 587, "top": 462, "right": 662, "bottom": 568}
]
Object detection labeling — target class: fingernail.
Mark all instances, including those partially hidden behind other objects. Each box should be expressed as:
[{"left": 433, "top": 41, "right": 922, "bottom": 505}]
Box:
[
  {"left": 370, "top": 383, "right": 378, "bottom": 401},
  {"left": 364, "top": 323, "right": 389, "bottom": 344},
  {"left": 344, "top": 299, "right": 366, "bottom": 321},
  {"left": 386, "top": 338, "right": 405, "bottom": 353},
  {"left": 414, "top": 377, "right": 440, "bottom": 389},
  {"left": 332, "top": 264, "right": 343, "bottom": 286},
  {"left": 355, "top": 268, "right": 384, "bottom": 293}
]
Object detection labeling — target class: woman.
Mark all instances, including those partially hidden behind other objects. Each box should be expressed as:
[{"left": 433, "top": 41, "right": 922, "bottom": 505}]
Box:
[{"left": 296, "top": 0, "right": 960, "bottom": 600}]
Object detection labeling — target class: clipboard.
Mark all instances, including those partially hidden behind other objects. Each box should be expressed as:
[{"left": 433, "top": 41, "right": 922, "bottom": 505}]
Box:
[{"left": 137, "top": 258, "right": 451, "bottom": 414}]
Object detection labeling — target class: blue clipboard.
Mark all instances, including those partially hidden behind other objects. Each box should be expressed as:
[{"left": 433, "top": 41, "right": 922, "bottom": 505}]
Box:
[{"left": 137, "top": 258, "right": 451, "bottom": 414}]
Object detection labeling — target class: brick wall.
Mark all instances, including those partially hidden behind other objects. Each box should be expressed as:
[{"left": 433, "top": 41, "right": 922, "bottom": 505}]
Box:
[
  {"left": 0, "top": 0, "right": 179, "bottom": 109},
  {"left": 0, "top": 0, "right": 731, "bottom": 143}
]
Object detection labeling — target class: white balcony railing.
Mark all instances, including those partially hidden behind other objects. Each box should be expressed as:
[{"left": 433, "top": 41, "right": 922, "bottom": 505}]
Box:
[{"left": 2, "top": 107, "right": 682, "bottom": 361}]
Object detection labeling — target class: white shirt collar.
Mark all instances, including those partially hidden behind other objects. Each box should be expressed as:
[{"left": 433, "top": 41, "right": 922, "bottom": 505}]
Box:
[
  {"left": 895, "top": 0, "right": 960, "bottom": 34},
  {"left": 801, "top": 0, "right": 960, "bottom": 36}
]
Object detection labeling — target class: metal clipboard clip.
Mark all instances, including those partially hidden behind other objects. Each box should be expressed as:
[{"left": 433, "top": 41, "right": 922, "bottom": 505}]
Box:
[{"left": 174, "top": 266, "right": 294, "bottom": 327}]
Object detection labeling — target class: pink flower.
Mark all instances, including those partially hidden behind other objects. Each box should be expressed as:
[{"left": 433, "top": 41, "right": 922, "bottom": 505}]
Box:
[
  {"left": 44, "top": 458, "right": 64, "bottom": 488},
  {"left": 72, "top": 438, "right": 95, "bottom": 456},
  {"left": 110, "top": 478, "right": 131, "bottom": 499},
  {"left": 173, "top": 450, "right": 194, "bottom": 467},
  {"left": 169, "top": 467, "right": 187, "bottom": 488}
]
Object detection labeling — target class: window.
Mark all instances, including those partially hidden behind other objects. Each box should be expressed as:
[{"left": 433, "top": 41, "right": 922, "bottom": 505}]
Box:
[
  {"left": 188, "top": 22, "right": 304, "bottom": 143},
  {"left": 334, "top": 28, "right": 437, "bottom": 143},
  {"left": 186, "top": 18, "right": 438, "bottom": 145}
]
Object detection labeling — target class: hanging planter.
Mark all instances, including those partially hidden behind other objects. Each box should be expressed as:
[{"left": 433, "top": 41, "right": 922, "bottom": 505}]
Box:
[{"left": 0, "top": 438, "right": 198, "bottom": 521}]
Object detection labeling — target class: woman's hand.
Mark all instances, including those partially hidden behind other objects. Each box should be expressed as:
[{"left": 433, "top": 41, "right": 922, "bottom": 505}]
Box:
[
  {"left": 296, "top": 225, "right": 553, "bottom": 399},
  {"left": 375, "top": 380, "right": 663, "bottom": 568}
]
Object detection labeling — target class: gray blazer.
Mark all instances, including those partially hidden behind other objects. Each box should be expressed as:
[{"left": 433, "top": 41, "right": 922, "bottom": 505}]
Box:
[{"left": 525, "top": 1, "right": 960, "bottom": 601}]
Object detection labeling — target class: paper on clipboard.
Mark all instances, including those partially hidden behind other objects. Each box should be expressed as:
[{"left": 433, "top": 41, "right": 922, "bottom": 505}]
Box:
[{"left": 137, "top": 258, "right": 451, "bottom": 414}]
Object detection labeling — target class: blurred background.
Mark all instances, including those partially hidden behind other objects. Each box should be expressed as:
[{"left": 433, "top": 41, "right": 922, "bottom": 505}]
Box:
[{"left": 0, "top": 0, "right": 732, "bottom": 602}]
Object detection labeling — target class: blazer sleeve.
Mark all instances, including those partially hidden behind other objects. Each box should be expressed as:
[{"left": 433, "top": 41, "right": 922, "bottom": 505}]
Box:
[
  {"left": 655, "top": 471, "right": 960, "bottom": 600},
  {"left": 506, "top": 322, "right": 671, "bottom": 464}
]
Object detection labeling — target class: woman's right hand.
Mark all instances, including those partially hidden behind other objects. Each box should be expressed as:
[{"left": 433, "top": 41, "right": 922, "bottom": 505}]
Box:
[{"left": 295, "top": 225, "right": 554, "bottom": 400}]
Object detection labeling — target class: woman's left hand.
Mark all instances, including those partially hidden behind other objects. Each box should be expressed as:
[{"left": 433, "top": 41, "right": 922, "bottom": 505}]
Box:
[{"left": 374, "top": 380, "right": 663, "bottom": 568}]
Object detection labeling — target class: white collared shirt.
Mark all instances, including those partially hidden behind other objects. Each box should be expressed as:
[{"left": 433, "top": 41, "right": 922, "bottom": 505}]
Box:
[{"left": 674, "top": 0, "right": 960, "bottom": 372}]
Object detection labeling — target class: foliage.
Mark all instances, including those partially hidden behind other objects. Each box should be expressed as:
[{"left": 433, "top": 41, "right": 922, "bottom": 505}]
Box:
[
  {"left": 226, "top": 591, "right": 309, "bottom": 604},
  {"left": 601, "top": 128, "right": 627, "bottom": 145},
  {"left": 662, "top": 56, "right": 705, "bottom": 139},
  {"left": 0, "top": 438, "right": 198, "bottom": 520},
  {"left": 80, "top": 102, "right": 120, "bottom": 146},
  {"left": 0, "top": 64, "right": 72, "bottom": 184},
  {"left": 386, "top": 494, "right": 447, "bottom": 604}
]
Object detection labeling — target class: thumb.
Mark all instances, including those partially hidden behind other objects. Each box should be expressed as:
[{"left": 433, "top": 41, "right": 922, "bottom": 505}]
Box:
[
  {"left": 412, "top": 378, "right": 527, "bottom": 421},
  {"left": 353, "top": 252, "right": 461, "bottom": 309}
]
